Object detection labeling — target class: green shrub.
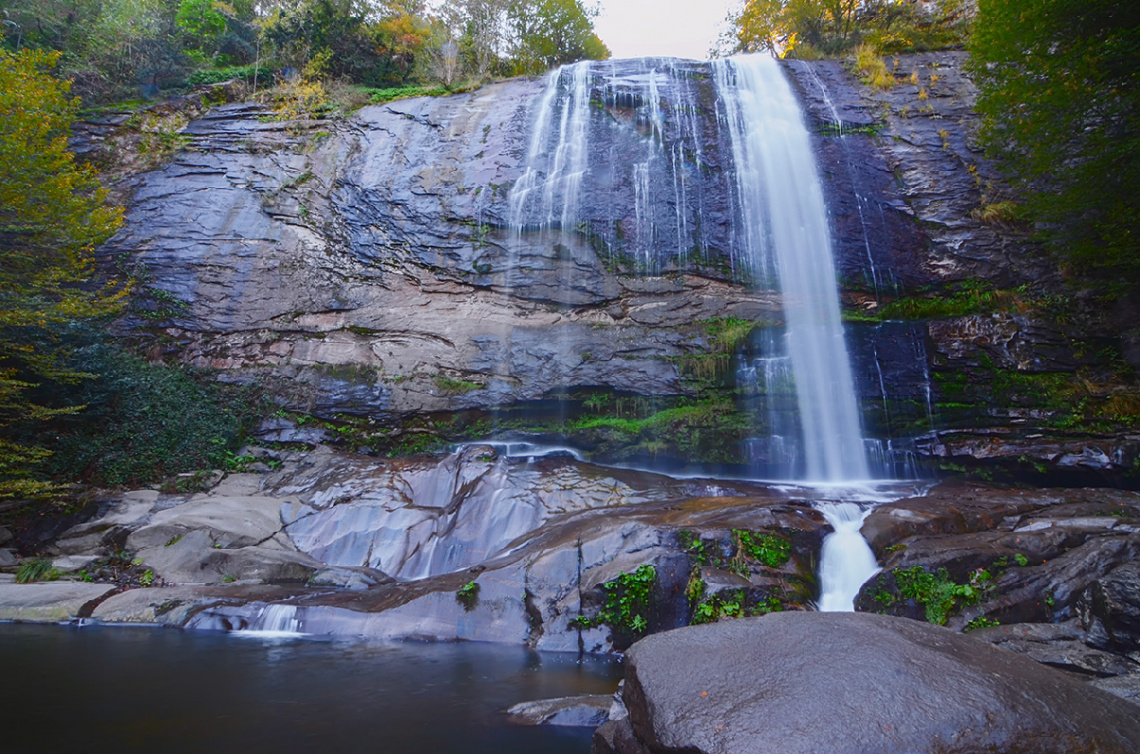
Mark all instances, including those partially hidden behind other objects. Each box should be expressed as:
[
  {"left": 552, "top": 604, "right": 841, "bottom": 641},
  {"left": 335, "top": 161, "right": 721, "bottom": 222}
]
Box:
[
  {"left": 185, "top": 64, "right": 267, "bottom": 87},
  {"left": 573, "top": 565, "right": 657, "bottom": 639},
  {"left": 367, "top": 85, "right": 449, "bottom": 105},
  {"left": 874, "top": 566, "right": 990, "bottom": 625},
  {"left": 44, "top": 345, "right": 267, "bottom": 487},
  {"left": 964, "top": 616, "right": 1000, "bottom": 632},
  {"left": 733, "top": 529, "right": 791, "bottom": 568},
  {"left": 16, "top": 558, "right": 60, "bottom": 583},
  {"left": 456, "top": 580, "right": 480, "bottom": 611}
]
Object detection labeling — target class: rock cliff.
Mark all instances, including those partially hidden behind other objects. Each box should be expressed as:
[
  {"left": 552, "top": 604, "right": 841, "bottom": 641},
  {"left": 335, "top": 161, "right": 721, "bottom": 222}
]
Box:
[{"left": 80, "top": 53, "right": 1137, "bottom": 479}]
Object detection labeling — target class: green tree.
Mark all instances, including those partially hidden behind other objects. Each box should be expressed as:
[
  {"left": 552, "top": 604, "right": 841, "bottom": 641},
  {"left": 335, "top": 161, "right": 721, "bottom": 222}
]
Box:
[
  {"left": 506, "top": 0, "right": 609, "bottom": 74},
  {"left": 176, "top": 0, "right": 227, "bottom": 41},
  {"left": 0, "top": 46, "right": 126, "bottom": 499},
  {"left": 372, "top": 10, "right": 431, "bottom": 85},
  {"left": 261, "top": 0, "right": 386, "bottom": 83},
  {"left": 970, "top": 0, "right": 1140, "bottom": 298}
]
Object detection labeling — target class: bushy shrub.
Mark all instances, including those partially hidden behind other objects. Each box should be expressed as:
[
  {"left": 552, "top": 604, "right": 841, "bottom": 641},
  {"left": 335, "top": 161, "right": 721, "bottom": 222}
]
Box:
[
  {"left": 185, "top": 64, "right": 266, "bottom": 87},
  {"left": 43, "top": 345, "right": 266, "bottom": 487}
]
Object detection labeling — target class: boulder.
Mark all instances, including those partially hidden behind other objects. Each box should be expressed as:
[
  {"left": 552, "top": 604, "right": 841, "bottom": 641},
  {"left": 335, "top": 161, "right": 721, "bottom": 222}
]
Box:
[
  {"left": 971, "top": 621, "right": 1139, "bottom": 678},
  {"left": 91, "top": 585, "right": 229, "bottom": 625},
  {"left": 506, "top": 695, "right": 612, "bottom": 727},
  {"left": 134, "top": 529, "right": 326, "bottom": 586},
  {"left": 126, "top": 493, "right": 287, "bottom": 551},
  {"left": 90, "top": 584, "right": 303, "bottom": 626},
  {"left": 603, "top": 612, "right": 1140, "bottom": 754},
  {"left": 1081, "top": 560, "right": 1140, "bottom": 654},
  {"left": 0, "top": 582, "right": 119, "bottom": 622},
  {"left": 859, "top": 483, "right": 1064, "bottom": 554}
]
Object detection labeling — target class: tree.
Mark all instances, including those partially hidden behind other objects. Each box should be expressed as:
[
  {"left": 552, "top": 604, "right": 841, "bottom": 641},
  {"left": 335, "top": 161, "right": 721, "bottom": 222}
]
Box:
[
  {"left": 969, "top": 0, "right": 1140, "bottom": 299},
  {"left": 720, "top": 0, "right": 968, "bottom": 57},
  {"left": 261, "top": 0, "right": 386, "bottom": 83},
  {"left": 432, "top": 0, "right": 508, "bottom": 79},
  {"left": 371, "top": 7, "right": 431, "bottom": 85},
  {"left": 0, "top": 46, "right": 126, "bottom": 498},
  {"left": 506, "top": 0, "right": 609, "bottom": 74},
  {"left": 176, "top": 0, "right": 227, "bottom": 41}
]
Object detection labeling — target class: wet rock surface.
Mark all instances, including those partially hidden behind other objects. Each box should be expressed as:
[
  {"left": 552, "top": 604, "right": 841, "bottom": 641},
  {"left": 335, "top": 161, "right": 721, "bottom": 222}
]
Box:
[
  {"left": 506, "top": 695, "right": 612, "bottom": 727},
  {"left": 1, "top": 446, "right": 831, "bottom": 653},
  {"left": 857, "top": 482, "right": 1140, "bottom": 699},
  {"left": 602, "top": 612, "right": 1140, "bottom": 754},
  {"left": 0, "top": 582, "right": 119, "bottom": 622},
  {"left": 85, "top": 53, "right": 1107, "bottom": 478},
  {"left": 788, "top": 54, "right": 1042, "bottom": 289},
  {"left": 96, "top": 66, "right": 785, "bottom": 424}
]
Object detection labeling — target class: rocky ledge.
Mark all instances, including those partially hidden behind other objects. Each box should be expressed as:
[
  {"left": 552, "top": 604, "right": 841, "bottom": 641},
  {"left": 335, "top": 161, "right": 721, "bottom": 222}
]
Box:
[
  {"left": 856, "top": 481, "right": 1140, "bottom": 698},
  {"left": 4, "top": 449, "right": 1140, "bottom": 687},
  {"left": 1, "top": 444, "right": 831, "bottom": 653}
]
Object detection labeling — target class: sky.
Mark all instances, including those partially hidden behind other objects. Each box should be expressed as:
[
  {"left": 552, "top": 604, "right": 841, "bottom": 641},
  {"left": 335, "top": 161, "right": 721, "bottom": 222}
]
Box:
[{"left": 593, "top": 0, "right": 740, "bottom": 61}]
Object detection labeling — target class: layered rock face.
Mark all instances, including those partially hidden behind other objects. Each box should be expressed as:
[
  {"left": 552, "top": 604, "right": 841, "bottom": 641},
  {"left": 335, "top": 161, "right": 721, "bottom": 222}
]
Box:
[
  {"left": 90, "top": 52, "right": 1138, "bottom": 477},
  {"left": 90, "top": 53, "right": 1124, "bottom": 475},
  {"left": 100, "top": 63, "right": 779, "bottom": 420}
]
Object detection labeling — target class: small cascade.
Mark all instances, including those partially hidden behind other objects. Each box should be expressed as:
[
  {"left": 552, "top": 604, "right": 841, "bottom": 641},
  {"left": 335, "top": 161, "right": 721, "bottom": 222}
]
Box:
[
  {"left": 508, "top": 58, "right": 713, "bottom": 279},
  {"left": 815, "top": 502, "right": 880, "bottom": 611},
  {"left": 802, "top": 63, "right": 842, "bottom": 132},
  {"left": 714, "top": 55, "right": 870, "bottom": 483},
  {"left": 237, "top": 604, "right": 304, "bottom": 638}
]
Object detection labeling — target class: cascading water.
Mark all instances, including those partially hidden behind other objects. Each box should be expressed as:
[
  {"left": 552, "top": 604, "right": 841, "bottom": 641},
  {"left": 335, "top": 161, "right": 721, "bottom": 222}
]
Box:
[
  {"left": 506, "top": 55, "right": 888, "bottom": 608},
  {"left": 815, "top": 502, "right": 880, "bottom": 611},
  {"left": 507, "top": 61, "right": 592, "bottom": 235},
  {"left": 714, "top": 55, "right": 869, "bottom": 483},
  {"left": 508, "top": 58, "right": 713, "bottom": 278},
  {"left": 236, "top": 603, "right": 304, "bottom": 638},
  {"left": 715, "top": 54, "right": 881, "bottom": 610}
]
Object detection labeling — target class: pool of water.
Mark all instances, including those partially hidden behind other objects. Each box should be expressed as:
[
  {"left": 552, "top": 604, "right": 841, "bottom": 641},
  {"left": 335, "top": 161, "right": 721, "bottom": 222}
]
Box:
[{"left": 0, "top": 623, "right": 621, "bottom": 753}]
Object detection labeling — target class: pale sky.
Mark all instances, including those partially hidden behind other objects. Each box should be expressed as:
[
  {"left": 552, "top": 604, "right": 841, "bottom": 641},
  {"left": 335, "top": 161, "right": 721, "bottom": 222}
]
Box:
[{"left": 593, "top": 0, "right": 741, "bottom": 61}]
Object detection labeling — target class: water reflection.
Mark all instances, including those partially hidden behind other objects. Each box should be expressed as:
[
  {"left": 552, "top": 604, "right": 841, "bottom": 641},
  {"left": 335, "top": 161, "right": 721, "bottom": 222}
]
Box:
[{"left": 0, "top": 624, "right": 620, "bottom": 753}]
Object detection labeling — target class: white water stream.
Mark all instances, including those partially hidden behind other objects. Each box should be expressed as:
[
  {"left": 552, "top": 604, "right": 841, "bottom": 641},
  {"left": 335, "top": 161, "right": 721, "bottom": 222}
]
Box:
[
  {"left": 715, "top": 54, "right": 881, "bottom": 608},
  {"left": 815, "top": 502, "right": 881, "bottom": 611},
  {"left": 236, "top": 604, "right": 306, "bottom": 639},
  {"left": 714, "top": 54, "right": 869, "bottom": 484}
]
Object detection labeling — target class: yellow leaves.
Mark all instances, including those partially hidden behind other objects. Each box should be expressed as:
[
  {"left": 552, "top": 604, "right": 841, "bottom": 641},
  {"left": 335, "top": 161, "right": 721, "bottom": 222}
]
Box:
[{"left": 0, "top": 46, "right": 127, "bottom": 443}]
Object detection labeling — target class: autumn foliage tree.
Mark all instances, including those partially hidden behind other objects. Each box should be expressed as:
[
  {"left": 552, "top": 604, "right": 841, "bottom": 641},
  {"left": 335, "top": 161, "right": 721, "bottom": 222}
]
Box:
[
  {"left": 0, "top": 46, "right": 126, "bottom": 499},
  {"left": 721, "top": 0, "right": 970, "bottom": 57}
]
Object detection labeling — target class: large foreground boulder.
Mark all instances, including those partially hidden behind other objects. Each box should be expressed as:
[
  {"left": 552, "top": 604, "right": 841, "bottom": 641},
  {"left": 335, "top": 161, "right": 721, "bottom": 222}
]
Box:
[{"left": 596, "top": 612, "right": 1140, "bottom": 754}]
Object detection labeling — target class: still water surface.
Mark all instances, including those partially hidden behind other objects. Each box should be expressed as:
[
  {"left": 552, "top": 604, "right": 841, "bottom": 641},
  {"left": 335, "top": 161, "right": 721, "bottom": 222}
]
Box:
[{"left": 0, "top": 623, "right": 620, "bottom": 753}]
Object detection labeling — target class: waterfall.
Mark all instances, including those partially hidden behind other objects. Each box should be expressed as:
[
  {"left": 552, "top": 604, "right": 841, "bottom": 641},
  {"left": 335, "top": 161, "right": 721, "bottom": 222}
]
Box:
[
  {"left": 236, "top": 604, "right": 304, "bottom": 638},
  {"left": 714, "top": 54, "right": 870, "bottom": 483},
  {"left": 815, "top": 502, "right": 880, "bottom": 611},
  {"left": 507, "top": 61, "right": 593, "bottom": 233},
  {"left": 714, "top": 54, "right": 882, "bottom": 612},
  {"left": 506, "top": 55, "right": 875, "bottom": 487},
  {"left": 508, "top": 59, "right": 711, "bottom": 278}
]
